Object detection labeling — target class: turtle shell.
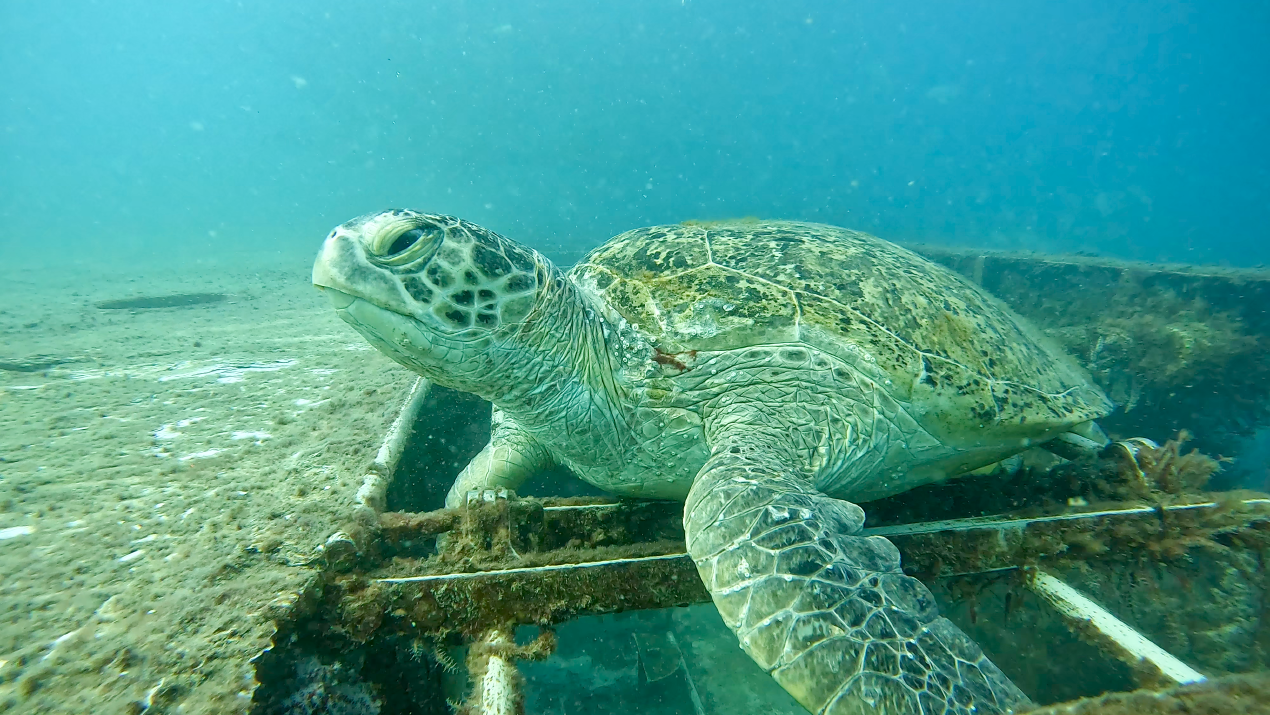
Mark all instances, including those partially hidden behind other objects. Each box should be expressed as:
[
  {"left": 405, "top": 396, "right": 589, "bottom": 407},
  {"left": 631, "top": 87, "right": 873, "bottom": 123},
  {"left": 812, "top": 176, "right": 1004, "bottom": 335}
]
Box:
[{"left": 570, "top": 220, "right": 1111, "bottom": 441}]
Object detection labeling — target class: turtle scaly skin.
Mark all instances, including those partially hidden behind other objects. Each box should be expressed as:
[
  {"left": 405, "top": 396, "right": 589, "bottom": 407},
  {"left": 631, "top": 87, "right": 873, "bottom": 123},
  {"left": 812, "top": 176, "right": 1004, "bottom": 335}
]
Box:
[{"left": 314, "top": 211, "right": 1112, "bottom": 715}]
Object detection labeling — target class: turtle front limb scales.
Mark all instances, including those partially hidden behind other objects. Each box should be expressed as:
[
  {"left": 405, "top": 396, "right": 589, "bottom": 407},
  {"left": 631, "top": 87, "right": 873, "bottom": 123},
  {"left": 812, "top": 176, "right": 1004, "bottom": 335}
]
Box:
[
  {"left": 684, "top": 441, "right": 1033, "bottom": 715},
  {"left": 444, "top": 409, "right": 552, "bottom": 508}
]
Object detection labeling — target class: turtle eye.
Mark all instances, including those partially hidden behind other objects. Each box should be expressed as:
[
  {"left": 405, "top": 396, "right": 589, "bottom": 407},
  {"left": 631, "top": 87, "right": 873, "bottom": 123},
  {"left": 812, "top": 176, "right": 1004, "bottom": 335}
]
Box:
[
  {"left": 373, "top": 223, "right": 445, "bottom": 265},
  {"left": 387, "top": 228, "right": 426, "bottom": 256}
]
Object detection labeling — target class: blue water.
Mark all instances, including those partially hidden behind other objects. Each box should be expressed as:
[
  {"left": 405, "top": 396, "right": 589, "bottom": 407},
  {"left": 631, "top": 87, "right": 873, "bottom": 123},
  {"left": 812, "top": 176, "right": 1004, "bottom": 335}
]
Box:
[
  {"left": 2, "top": 5, "right": 1269, "bottom": 712},
  {"left": 2, "top": 0, "right": 1267, "bottom": 266}
]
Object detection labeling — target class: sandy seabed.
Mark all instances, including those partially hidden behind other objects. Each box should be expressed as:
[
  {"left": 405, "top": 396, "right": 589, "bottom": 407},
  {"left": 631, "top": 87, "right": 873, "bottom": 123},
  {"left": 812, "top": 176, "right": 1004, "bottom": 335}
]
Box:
[{"left": 0, "top": 247, "right": 416, "bottom": 714}]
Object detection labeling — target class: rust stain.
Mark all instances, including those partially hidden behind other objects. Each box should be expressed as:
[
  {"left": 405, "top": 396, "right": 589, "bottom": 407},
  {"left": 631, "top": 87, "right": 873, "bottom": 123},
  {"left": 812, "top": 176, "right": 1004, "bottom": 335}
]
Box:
[{"left": 652, "top": 348, "right": 697, "bottom": 372}]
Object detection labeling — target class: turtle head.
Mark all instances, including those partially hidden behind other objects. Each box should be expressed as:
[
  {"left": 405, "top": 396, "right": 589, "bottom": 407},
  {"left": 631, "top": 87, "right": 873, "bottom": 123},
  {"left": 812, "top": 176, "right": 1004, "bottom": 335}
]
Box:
[{"left": 313, "top": 210, "right": 545, "bottom": 394}]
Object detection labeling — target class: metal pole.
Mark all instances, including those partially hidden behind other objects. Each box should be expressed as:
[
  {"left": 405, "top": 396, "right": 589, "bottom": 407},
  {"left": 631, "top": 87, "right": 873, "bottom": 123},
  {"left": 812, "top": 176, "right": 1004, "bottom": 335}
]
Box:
[{"left": 473, "top": 629, "right": 520, "bottom": 715}]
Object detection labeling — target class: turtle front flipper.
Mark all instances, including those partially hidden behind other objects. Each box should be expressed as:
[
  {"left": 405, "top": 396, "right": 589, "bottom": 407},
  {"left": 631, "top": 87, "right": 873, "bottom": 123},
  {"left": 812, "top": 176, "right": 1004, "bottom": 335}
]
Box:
[
  {"left": 444, "top": 408, "right": 552, "bottom": 508},
  {"left": 684, "top": 434, "right": 1032, "bottom": 715}
]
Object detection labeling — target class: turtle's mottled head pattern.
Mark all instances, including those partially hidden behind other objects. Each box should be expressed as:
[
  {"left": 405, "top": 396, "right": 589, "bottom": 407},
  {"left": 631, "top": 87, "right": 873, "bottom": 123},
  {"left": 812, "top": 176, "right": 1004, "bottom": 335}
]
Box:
[{"left": 313, "top": 210, "right": 543, "bottom": 392}]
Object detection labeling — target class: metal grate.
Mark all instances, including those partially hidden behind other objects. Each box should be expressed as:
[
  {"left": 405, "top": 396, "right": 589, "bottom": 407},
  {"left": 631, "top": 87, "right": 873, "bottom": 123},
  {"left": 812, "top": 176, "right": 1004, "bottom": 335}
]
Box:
[{"left": 295, "top": 377, "right": 1270, "bottom": 713}]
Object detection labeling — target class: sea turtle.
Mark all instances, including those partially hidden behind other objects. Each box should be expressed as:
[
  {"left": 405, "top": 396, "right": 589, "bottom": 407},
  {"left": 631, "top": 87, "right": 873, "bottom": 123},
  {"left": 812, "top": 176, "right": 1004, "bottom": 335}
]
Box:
[{"left": 313, "top": 210, "right": 1113, "bottom": 715}]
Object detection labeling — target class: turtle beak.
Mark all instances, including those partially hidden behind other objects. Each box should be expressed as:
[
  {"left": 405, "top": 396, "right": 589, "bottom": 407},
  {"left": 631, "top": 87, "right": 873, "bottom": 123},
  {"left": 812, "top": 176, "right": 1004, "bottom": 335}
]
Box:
[
  {"left": 312, "top": 230, "right": 383, "bottom": 306},
  {"left": 318, "top": 286, "right": 357, "bottom": 310},
  {"left": 312, "top": 232, "right": 347, "bottom": 293}
]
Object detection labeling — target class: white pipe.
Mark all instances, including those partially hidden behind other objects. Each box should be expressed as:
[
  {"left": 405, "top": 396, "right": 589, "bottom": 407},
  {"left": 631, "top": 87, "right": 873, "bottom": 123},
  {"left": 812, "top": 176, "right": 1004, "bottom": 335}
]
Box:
[
  {"left": 1027, "top": 569, "right": 1206, "bottom": 685},
  {"left": 373, "top": 376, "right": 431, "bottom": 474},
  {"left": 864, "top": 498, "right": 1270, "bottom": 537},
  {"left": 354, "top": 377, "right": 431, "bottom": 513},
  {"left": 375, "top": 552, "right": 688, "bottom": 584},
  {"left": 476, "top": 629, "right": 518, "bottom": 715},
  {"left": 541, "top": 503, "right": 621, "bottom": 511}
]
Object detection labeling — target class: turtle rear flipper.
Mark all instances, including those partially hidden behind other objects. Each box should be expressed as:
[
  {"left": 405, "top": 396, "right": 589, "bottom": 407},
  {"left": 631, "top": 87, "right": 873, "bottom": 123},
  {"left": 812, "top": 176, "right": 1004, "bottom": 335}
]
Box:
[
  {"left": 1042, "top": 420, "right": 1111, "bottom": 462},
  {"left": 685, "top": 428, "right": 1033, "bottom": 715}
]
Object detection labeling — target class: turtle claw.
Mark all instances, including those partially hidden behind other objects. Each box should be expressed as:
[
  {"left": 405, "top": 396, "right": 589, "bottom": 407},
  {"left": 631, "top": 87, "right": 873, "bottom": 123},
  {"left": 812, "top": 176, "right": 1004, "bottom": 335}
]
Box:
[
  {"left": 444, "top": 488, "right": 532, "bottom": 560},
  {"left": 465, "top": 487, "right": 516, "bottom": 505}
]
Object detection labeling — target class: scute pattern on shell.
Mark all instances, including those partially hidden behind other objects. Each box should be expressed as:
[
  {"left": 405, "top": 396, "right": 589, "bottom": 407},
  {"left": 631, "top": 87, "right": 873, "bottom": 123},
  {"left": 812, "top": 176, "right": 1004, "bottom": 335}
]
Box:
[{"left": 571, "top": 220, "right": 1110, "bottom": 438}]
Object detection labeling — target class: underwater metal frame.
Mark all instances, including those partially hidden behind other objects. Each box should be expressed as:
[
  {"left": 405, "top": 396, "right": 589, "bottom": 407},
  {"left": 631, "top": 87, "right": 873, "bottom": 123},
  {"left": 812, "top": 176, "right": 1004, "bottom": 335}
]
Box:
[
  {"left": 258, "top": 248, "right": 1270, "bottom": 715},
  {"left": 280, "top": 377, "right": 1267, "bottom": 714}
]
